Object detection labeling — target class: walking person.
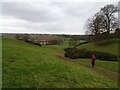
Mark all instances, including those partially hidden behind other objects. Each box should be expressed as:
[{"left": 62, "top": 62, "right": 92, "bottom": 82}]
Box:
[{"left": 91, "top": 55, "right": 96, "bottom": 67}]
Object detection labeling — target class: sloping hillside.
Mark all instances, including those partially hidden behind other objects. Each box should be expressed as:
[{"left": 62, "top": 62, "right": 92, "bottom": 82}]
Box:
[
  {"left": 78, "top": 39, "right": 119, "bottom": 55},
  {"left": 2, "top": 38, "right": 118, "bottom": 88}
]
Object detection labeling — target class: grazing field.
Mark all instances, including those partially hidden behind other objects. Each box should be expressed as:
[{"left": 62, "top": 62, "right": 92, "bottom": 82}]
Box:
[{"left": 2, "top": 38, "right": 118, "bottom": 88}]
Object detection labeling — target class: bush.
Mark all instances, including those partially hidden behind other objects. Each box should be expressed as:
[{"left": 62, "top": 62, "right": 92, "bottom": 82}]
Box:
[
  {"left": 32, "top": 42, "right": 41, "bottom": 46},
  {"left": 65, "top": 48, "right": 80, "bottom": 59},
  {"left": 78, "top": 41, "right": 89, "bottom": 46},
  {"left": 64, "top": 48, "right": 118, "bottom": 61},
  {"left": 93, "top": 51, "right": 118, "bottom": 61},
  {"left": 24, "top": 40, "right": 41, "bottom": 46}
]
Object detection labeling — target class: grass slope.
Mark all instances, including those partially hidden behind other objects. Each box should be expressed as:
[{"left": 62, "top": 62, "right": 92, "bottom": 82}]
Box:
[
  {"left": 78, "top": 39, "right": 119, "bottom": 55},
  {"left": 2, "top": 38, "right": 118, "bottom": 88}
]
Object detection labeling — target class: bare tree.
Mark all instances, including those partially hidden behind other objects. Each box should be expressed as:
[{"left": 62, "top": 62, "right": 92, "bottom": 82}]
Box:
[
  {"left": 86, "top": 4, "right": 118, "bottom": 41},
  {"left": 86, "top": 12, "right": 106, "bottom": 41},
  {"left": 22, "top": 34, "right": 29, "bottom": 42},
  {"left": 86, "top": 13, "right": 102, "bottom": 34},
  {"left": 16, "top": 34, "right": 20, "bottom": 40},
  {"left": 100, "top": 4, "right": 118, "bottom": 34}
]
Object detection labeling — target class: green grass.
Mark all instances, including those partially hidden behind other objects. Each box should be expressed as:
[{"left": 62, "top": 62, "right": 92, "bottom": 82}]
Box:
[
  {"left": 75, "top": 59, "right": 118, "bottom": 72},
  {"left": 78, "top": 39, "right": 119, "bottom": 55},
  {"left": 2, "top": 38, "right": 118, "bottom": 88}
]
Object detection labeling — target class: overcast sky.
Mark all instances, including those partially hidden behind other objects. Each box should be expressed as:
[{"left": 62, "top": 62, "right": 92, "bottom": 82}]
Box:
[{"left": 0, "top": 0, "right": 119, "bottom": 35}]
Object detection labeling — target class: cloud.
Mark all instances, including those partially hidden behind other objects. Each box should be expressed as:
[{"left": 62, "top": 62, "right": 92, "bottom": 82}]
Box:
[
  {"left": 1, "top": 1, "right": 119, "bottom": 34},
  {"left": 2, "top": 2, "right": 61, "bottom": 23}
]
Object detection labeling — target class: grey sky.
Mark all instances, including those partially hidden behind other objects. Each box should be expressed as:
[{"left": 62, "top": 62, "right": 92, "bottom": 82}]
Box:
[{"left": 0, "top": 0, "right": 119, "bottom": 34}]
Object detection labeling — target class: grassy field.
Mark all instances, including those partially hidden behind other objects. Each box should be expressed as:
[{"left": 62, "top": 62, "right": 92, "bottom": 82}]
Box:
[
  {"left": 2, "top": 38, "right": 118, "bottom": 88},
  {"left": 78, "top": 39, "right": 119, "bottom": 55}
]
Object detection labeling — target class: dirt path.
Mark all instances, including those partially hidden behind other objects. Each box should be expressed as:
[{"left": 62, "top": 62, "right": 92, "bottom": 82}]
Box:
[{"left": 56, "top": 52, "right": 118, "bottom": 83}]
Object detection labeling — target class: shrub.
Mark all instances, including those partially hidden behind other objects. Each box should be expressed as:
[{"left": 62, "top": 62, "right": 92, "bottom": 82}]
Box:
[
  {"left": 65, "top": 48, "right": 79, "bottom": 58},
  {"left": 24, "top": 40, "right": 41, "bottom": 46},
  {"left": 64, "top": 48, "right": 118, "bottom": 61},
  {"left": 78, "top": 41, "right": 89, "bottom": 46}
]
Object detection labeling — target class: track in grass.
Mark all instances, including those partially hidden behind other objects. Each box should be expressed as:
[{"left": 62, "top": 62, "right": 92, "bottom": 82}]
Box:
[
  {"left": 57, "top": 54, "right": 118, "bottom": 82},
  {"left": 57, "top": 53, "right": 118, "bottom": 83}
]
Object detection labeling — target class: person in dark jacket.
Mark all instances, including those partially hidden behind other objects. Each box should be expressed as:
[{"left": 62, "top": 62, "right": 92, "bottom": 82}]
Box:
[{"left": 91, "top": 55, "right": 96, "bottom": 67}]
